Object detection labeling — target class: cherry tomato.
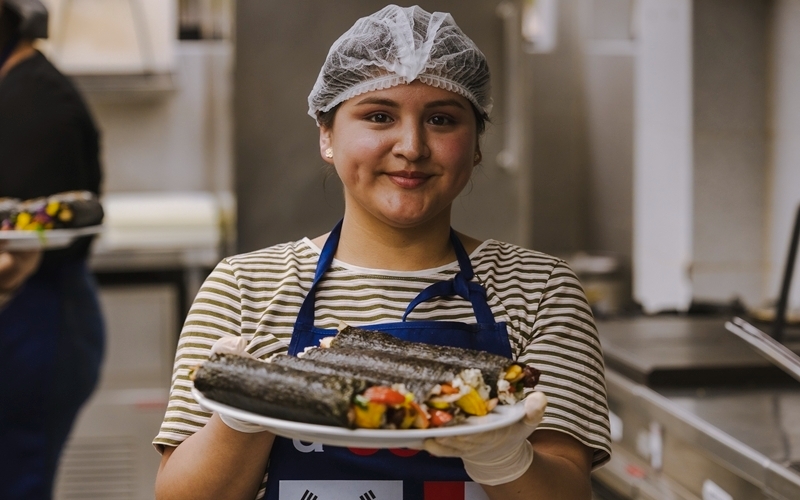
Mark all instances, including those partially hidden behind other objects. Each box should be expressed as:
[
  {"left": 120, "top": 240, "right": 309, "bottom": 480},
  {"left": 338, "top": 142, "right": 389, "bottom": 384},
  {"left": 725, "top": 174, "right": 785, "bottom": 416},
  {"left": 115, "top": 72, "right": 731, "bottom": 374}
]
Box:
[{"left": 430, "top": 409, "right": 453, "bottom": 427}]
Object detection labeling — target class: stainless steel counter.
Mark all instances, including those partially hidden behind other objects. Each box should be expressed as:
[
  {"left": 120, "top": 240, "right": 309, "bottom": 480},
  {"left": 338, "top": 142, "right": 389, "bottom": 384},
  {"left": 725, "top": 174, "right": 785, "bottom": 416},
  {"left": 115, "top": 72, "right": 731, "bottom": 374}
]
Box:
[
  {"left": 599, "top": 316, "right": 800, "bottom": 387},
  {"left": 594, "top": 317, "right": 800, "bottom": 500}
]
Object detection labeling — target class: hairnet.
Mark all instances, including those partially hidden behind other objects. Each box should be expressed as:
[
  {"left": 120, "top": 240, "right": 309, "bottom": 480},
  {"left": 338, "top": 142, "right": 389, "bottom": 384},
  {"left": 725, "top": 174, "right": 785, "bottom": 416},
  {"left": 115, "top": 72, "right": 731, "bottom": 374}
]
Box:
[{"left": 308, "top": 4, "right": 492, "bottom": 124}]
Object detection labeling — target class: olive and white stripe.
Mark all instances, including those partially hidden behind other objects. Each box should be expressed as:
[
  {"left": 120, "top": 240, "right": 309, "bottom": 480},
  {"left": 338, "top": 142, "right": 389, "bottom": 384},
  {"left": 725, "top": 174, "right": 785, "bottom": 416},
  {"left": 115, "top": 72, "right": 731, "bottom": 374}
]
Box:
[{"left": 154, "top": 237, "right": 611, "bottom": 474}]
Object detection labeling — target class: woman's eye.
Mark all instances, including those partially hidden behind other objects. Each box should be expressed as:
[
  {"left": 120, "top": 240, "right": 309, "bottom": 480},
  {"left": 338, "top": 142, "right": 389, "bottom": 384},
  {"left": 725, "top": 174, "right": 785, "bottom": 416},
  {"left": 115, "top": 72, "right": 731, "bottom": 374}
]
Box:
[
  {"left": 367, "top": 113, "right": 392, "bottom": 123},
  {"left": 429, "top": 115, "right": 454, "bottom": 126}
]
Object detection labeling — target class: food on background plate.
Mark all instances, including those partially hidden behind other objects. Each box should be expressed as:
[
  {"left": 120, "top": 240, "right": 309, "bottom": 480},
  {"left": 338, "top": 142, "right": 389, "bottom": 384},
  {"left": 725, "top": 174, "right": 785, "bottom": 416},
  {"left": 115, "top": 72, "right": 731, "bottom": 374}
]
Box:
[
  {"left": 0, "top": 191, "right": 103, "bottom": 231},
  {"left": 0, "top": 198, "right": 20, "bottom": 227},
  {"left": 320, "top": 325, "right": 540, "bottom": 404}
]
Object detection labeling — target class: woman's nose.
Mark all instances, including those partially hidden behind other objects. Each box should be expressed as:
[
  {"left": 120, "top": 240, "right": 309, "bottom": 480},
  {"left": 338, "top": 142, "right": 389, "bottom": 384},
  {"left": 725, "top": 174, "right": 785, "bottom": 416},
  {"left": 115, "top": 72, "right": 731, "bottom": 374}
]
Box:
[{"left": 392, "top": 121, "right": 430, "bottom": 161}]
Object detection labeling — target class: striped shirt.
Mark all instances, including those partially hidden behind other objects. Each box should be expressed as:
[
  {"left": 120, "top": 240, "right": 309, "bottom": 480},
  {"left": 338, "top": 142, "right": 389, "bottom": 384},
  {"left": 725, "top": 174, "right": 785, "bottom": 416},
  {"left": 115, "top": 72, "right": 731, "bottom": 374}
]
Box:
[{"left": 154, "top": 237, "right": 612, "bottom": 484}]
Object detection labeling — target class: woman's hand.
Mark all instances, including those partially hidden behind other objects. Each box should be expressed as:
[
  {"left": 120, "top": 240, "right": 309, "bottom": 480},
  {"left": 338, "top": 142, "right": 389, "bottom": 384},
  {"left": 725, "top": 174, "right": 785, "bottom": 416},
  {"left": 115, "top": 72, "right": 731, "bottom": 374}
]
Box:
[
  {"left": 0, "top": 248, "right": 42, "bottom": 291},
  {"left": 423, "top": 391, "right": 547, "bottom": 485},
  {"left": 0, "top": 247, "right": 42, "bottom": 307}
]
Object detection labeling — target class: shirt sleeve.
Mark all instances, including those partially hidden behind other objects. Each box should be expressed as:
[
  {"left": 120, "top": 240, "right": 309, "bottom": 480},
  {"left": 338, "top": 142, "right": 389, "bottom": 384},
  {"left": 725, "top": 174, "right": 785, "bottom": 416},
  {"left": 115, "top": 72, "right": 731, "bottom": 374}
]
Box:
[
  {"left": 519, "top": 260, "right": 612, "bottom": 469},
  {"left": 153, "top": 259, "right": 244, "bottom": 451}
]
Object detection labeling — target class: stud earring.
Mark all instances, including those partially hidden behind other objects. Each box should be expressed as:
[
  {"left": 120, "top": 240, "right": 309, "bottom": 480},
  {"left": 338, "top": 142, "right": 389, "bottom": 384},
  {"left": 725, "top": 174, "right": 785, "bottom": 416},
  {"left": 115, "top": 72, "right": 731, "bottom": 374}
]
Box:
[
  {"left": 325, "top": 148, "right": 334, "bottom": 159},
  {"left": 474, "top": 151, "right": 482, "bottom": 163}
]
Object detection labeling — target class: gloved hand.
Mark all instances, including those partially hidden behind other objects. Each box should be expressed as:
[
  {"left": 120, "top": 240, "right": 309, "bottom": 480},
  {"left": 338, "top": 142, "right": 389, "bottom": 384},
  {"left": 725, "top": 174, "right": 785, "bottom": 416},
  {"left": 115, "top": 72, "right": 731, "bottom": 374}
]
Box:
[
  {"left": 423, "top": 391, "right": 547, "bottom": 486},
  {"left": 208, "top": 337, "right": 272, "bottom": 434}
]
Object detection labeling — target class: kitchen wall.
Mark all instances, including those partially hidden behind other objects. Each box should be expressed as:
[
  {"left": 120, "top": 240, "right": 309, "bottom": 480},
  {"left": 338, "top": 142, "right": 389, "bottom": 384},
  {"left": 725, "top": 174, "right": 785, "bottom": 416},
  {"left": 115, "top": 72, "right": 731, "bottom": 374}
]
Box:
[
  {"left": 86, "top": 41, "right": 234, "bottom": 197},
  {"left": 691, "top": 0, "right": 770, "bottom": 308},
  {"left": 525, "top": 0, "right": 592, "bottom": 256},
  {"left": 530, "top": 0, "right": 636, "bottom": 263},
  {"left": 690, "top": 0, "right": 800, "bottom": 311},
  {"left": 528, "top": 0, "right": 800, "bottom": 313},
  {"left": 768, "top": 0, "right": 800, "bottom": 311}
]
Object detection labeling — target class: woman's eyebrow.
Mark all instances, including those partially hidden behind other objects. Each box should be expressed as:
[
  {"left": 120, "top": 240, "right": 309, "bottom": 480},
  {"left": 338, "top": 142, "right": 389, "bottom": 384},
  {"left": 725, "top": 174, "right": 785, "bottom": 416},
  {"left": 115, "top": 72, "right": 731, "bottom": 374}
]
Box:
[
  {"left": 425, "top": 99, "right": 467, "bottom": 110},
  {"left": 353, "top": 97, "right": 467, "bottom": 109},
  {"left": 354, "top": 97, "right": 399, "bottom": 107}
]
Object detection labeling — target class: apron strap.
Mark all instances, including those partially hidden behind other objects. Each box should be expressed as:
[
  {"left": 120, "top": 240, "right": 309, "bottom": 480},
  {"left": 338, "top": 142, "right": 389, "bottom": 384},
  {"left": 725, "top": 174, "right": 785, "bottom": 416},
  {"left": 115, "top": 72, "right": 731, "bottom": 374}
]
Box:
[
  {"left": 295, "top": 219, "right": 342, "bottom": 325},
  {"left": 402, "top": 229, "right": 495, "bottom": 324},
  {"left": 297, "top": 220, "right": 495, "bottom": 326}
]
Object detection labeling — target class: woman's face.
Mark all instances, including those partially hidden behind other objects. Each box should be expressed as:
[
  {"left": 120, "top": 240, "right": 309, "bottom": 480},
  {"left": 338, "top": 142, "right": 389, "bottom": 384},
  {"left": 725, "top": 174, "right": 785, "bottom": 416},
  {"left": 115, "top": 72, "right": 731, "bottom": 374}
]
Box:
[{"left": 320, "top": 80, "right": 481, "bottom": 230}]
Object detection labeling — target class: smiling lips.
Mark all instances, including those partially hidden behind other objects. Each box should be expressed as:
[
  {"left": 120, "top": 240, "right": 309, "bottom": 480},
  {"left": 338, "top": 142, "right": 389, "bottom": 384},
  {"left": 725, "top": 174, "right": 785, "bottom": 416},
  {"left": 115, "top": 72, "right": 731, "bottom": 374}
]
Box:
[{"left": 386, "top": 170, "right": 431, "bottom": 189}]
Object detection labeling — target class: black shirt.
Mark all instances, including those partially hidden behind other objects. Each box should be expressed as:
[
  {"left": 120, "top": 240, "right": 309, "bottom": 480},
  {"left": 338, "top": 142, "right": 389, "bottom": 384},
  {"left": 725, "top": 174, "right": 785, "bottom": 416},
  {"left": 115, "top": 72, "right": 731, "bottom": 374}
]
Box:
[{"left": 0, "top": 50, "right": 102, "bottom": 264}]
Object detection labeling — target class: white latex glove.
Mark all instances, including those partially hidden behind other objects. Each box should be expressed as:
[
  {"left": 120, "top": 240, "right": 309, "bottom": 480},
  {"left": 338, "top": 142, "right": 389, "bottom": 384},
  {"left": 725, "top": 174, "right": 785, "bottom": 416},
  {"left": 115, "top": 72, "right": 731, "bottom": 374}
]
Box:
[
  {"left": 208, "top": 337, "right": 271, "bottom": 434},
  {"left": 423, "top": 391, "right": 547, "bottom": 486}
]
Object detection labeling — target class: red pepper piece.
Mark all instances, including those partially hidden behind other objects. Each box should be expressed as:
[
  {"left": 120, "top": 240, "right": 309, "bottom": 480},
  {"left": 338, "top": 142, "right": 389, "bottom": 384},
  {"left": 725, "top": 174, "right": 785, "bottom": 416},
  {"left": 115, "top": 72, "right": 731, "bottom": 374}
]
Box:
[
  {"left": 430, "top": 409, "right": 453, "bottom": 427},
  {"left": 363, "top": 386, "right": 406, "bottom": 405}
]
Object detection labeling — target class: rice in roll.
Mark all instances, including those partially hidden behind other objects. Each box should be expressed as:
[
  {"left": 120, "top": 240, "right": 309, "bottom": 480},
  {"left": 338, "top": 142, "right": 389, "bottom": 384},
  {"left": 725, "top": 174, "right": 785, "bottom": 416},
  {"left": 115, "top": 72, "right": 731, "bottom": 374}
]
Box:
[
  {"left": 320, "top": 325, "right": 540, "bottom": 404},
  {"left": 301, "top": 346, "right": 496, "bottom": 420}
]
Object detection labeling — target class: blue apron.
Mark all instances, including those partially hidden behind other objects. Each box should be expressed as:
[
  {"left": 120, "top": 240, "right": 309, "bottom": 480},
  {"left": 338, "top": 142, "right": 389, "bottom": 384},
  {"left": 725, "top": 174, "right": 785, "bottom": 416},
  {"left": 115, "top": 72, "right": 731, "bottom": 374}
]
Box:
[
  {"left": 265, "top": 221, "right": 512, "bottom": 500},
  {"left": 0, "top": 260, "right": 104, "bottom": 500}
]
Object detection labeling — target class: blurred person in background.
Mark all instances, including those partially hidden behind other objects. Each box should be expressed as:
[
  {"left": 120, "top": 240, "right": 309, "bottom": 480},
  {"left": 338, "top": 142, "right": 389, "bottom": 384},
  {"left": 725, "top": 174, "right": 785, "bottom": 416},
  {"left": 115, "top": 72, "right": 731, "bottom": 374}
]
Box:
[{"left": 0, "top": 0, "right": 105, "bottom": 499}]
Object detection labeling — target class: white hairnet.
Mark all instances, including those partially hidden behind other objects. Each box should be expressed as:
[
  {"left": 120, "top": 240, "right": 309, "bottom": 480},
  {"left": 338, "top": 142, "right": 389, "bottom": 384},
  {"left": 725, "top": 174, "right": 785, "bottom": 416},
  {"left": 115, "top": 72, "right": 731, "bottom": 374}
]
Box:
[{"left": 308, "top": 4, "right": 492, "bottom": 124}]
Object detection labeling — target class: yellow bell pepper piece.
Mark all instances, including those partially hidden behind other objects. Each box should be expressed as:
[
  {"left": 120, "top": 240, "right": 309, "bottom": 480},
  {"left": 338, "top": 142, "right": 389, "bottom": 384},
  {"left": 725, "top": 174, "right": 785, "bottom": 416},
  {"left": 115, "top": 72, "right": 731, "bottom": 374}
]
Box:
[
  {"left": 427, "top": 399, "right": 450, "bottom": 410},
  {"left": 504, "top": 365, "right": 522, "bottom": 381},
  {"left": 455, "top": 387, "right": 488, "bottom": 416},
  {"left": 400, "top": 407, "right": 416, "bottom": 429},
  {"left": 353, "top": 401, "right": 386, "bottom": 429},
  {"left": 46, "top": 201, "right": 60, "bottom": 216},
  {"left": 58, "top": 207, "right": 73, "bottom": 222},
  {"left": 15, "top": 212, "right": 31, "bottom": 229}
]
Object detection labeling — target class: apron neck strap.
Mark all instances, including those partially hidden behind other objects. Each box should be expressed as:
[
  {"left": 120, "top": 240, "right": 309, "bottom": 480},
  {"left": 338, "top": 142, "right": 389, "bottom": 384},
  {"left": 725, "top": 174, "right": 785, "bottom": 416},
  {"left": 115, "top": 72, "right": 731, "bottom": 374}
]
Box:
[
  {"left": 295, "top": 219, "right": 342, "bottom": 324},
  {"left": 296, "top": 219, "right": 494, "bottom": 325},
  {"left": 401, "top": 228, "right": 494, "bottom": 324}
]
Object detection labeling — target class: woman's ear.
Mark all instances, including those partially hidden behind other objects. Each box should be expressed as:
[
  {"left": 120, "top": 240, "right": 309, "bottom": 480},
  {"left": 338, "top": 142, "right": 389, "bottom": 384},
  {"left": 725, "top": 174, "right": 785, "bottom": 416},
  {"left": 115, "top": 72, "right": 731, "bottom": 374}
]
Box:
[
  {"left": 319, "top": 127, "right": 334, "bottom": 164},
  {"left": 473, "top": 147, "right": 483, "bottom": 166}
]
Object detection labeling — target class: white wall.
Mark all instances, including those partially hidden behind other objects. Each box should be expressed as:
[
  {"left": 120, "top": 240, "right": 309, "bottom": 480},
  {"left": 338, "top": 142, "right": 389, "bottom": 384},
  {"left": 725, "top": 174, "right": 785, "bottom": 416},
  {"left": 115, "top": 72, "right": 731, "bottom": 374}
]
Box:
[
  {"left": 767, "top": 0, "right": 800, "bottom": 310},
  {"left": 691, "top": 0, "right": 769, "bottom": 309},
  {"left": 632, "top": 0, "right": 694, "bottom": 313},
  {"left": 83, "top": 42, "right": 234, "bottom": 196}
]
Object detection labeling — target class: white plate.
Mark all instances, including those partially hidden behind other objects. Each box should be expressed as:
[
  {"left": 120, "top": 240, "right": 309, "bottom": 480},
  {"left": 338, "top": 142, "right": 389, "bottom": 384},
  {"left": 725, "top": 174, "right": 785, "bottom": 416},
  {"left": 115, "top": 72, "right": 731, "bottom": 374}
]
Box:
[
  {"left": 0, "top": 226, "right": 103, "bottom": 251},
  {"left": 192, "top": 388, "right": 526, "bottom": 449}
]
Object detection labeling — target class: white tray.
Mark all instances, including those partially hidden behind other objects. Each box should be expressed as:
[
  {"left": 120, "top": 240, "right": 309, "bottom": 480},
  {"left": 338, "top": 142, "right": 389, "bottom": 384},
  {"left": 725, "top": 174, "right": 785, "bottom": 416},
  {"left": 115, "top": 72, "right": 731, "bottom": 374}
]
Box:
[
  {"left": 192, "top": 388, "right": 526, "bottom": 449},
  {"left": 0, "top": 226, "right": 103, "bottom": 251}
]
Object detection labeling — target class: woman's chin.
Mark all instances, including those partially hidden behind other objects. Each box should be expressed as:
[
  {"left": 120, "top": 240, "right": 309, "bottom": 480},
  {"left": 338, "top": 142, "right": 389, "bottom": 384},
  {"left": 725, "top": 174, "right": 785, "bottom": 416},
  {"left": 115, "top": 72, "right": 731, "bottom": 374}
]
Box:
[{"left": 370, "top": 209, "right": 451, "bottom": 230}]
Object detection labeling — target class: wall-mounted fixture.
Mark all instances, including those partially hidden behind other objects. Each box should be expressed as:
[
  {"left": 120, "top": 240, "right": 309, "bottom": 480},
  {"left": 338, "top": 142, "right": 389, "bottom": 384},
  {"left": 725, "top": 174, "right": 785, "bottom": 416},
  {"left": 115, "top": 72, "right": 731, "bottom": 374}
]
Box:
[
  {"left": 39, "top": 0, "right": 177, "bottom": 98},
  {"left": 522, "top": 0, "right": 558, "bottom": 53}
]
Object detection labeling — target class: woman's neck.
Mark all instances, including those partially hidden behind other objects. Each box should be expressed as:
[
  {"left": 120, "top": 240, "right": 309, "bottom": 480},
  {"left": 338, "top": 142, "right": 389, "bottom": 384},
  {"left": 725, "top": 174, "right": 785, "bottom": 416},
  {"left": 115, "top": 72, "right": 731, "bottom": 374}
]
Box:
[
  {"left": 311, "top": 211, "right": 483, "bottom": 271},
  {"left": 0, "top": 39, "right": 35, "bottom": 79}
]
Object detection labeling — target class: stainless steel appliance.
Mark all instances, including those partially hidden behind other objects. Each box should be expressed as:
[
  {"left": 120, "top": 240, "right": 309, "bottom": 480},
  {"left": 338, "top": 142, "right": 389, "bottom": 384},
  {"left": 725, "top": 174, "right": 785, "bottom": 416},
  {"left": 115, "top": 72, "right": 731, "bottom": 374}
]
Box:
[{"left": 593, "top": 207, "right": 800, "bottom": 499}]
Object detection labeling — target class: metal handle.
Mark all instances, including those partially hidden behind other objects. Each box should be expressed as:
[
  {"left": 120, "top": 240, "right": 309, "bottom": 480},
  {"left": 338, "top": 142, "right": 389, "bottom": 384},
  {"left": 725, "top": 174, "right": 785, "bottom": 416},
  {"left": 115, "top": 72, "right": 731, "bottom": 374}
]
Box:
[
  {"left": 773, "top": 203, "right": 800, "bottom": 342},
  {"left": 725, "top": 316, "right": 800, "bottom": 383}
]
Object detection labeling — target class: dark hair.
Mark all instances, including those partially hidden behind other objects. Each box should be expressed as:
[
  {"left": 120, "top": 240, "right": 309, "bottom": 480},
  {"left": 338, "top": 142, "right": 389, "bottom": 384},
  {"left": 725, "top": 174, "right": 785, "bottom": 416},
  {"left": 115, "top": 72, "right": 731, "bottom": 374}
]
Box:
[
  {"left": 0, "top": 7, "right": 22, "bottom": 45},
  {"left": 316, "top": 101, "right": 488, "bottom": 137}
]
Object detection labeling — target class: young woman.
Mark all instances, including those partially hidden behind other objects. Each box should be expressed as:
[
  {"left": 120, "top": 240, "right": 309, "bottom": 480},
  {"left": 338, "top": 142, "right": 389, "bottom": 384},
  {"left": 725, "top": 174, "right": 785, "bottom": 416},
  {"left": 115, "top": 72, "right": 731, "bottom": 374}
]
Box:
[{"left": 154, "top": 5, "right": 610, "bottom": 500}]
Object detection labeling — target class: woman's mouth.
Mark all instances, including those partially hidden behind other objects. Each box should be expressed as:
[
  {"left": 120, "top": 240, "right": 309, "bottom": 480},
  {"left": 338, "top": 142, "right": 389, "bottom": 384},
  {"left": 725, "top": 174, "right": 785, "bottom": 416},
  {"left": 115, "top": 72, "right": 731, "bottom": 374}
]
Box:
[{"left": 386, "top": 170, "right": 431, "bottom": 189}]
